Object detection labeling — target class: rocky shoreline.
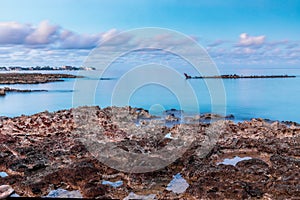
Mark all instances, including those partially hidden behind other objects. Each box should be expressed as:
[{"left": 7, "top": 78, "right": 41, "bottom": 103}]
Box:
[
  {"left": 0, "top": 106, "right": 299, "bottom": 199},
  {"left": 0, "top": 87, "right": 48, "bottom": 96},
  {"left": 0, "top": 73, "right": 82, "bottom": 84}
]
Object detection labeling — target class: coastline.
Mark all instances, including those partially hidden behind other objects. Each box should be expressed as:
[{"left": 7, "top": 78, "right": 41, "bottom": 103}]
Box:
[
  {"left": 0, "top": 73, "right": 82, "bottom": 84},
  {"left": 0, "top": 106, "right": 299, "bottom": 199},
  {"left": 0, "top": 87, "right": 48, "bottom": 96},
  {"left": 183, "top": 73, "right": 297, "bottom": 79}
]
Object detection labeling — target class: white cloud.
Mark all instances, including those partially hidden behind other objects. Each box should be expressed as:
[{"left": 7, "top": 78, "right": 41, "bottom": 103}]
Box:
[
  {"left": 238, "top": 33, "right": 266, "bottom": 47},
  {"left": 0, "top": 21, "right": 31, "bottom": 44},
  {"left": 207, "top": 40, "right": 225, "bottom": 47},
  {"left": 59, "top": 30, "right": 101, "bottom": 49},
  {"left": 25, "top": 21, "right": 59, "bottom": 45},
  {"left": 0, "top": 21, "right": 299, "bottom": 67}
]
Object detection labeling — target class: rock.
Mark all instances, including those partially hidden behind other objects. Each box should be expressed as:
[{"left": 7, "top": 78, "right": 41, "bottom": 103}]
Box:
[
  {"left": 0, "top": 89, "right": 5, "bottom": 96},
  {"left": 165, "top": 114, "right": 180, "bottom": 122},
  {"left": 0, "top": 87, "right": 48, "bottom": 94},
  {"left": 0, "top": 73, "right": 82, "bottom": 84},
  {"left": 0, "top": 185, "right": 14, "bottom": 199},
  {"left": 0, "top": 106, "right": 299, "bottom": 199},
  {"left": 225, "top": 114, "right": 235, "bottom": 119}
]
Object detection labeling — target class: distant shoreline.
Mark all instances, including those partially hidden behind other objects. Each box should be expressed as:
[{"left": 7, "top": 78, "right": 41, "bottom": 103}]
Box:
[
  {"left": 184, "top": 73, "right": 296, "bottom": 79},
  {"left": 0, "top": 66, "right": 95, "bottom": 71},
  {"left": 0, "top": 73, "right": 82, "bottom": 84},
  {"left": 0, "top": 87, "right": 48, "bottom": 96}
]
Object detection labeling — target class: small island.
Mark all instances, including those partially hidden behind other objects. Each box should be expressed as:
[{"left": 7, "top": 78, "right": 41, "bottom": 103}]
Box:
[{"left": 184, "top": 73, "right": 296, "bottom": 79}]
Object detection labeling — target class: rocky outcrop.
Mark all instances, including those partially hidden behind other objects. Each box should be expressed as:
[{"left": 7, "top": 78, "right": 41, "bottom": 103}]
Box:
[
  {"left": 0, "top": 73, "right": 82, "bottom": 84},
  {"left": 0, "top": 185, "right": 14, "bottom": 199},
  {"left": 0, "top": 87, "right": 48, "bottom": 96},
  {"left": 0, "top": 89, "right": 5, "bottom": 96},
  {"left": 0, "top": 107, "right": 299, "bottom": 199}
]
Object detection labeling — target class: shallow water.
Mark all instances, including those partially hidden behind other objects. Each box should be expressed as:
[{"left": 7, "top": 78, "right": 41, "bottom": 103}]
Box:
[
  {"left": 0, "top": 66, "right": 300, "bottom": 123},
  {"left": 102, "top": 180, "right": 123, "bottom": 188},
  {"left": 0, "top": 172, "right": 8, "bottom": 178},
  {"left": 124, "top": 192, "right": 156, "bottom": 200},
  {"left": 46, "top": 188, "right": 82, "bottom": 198},
  {"left": 166, "top": 173, "right": 189, "bottom": 194},
  {"left": 217, "top": 156, "right": 253, "bottom": 166}
]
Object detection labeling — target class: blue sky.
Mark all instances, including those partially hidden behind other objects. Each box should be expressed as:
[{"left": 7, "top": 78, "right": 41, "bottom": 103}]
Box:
[{"left": 0, "top": 0, "right": 299, "bottom": 68}]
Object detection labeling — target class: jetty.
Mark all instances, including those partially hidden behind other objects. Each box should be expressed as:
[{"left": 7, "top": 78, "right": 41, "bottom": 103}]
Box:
[{"left": 184, "top": 73, "right": 296, "bottom": 79}]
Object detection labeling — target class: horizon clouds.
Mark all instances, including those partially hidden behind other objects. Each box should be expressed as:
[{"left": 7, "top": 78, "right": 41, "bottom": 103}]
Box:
[{"left": 0, "top": 20, "right": 299, "bottom": 68}]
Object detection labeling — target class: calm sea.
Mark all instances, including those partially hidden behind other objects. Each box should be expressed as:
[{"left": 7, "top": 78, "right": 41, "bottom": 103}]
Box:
[{"left": 0, "top": 67, "right": 300, "bottom": 123}]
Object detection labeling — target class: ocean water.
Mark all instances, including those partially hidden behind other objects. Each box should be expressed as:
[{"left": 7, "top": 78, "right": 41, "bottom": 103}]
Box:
[{"left": 0, "top": 67, "right": 300, "bottom": 123}]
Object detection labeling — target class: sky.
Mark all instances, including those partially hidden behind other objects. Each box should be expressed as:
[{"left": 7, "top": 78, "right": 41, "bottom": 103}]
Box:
[{"left": 0, "top": 0, "right": 299, "bottom": 68}]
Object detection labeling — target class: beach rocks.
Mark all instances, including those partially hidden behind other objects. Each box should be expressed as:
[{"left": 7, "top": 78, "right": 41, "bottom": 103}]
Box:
[
  {"left": 165, "top": 114, "right": 180, "bottom": 122},
  {"left": 0, "top": 106, "right": 299, "bottom": 199}
]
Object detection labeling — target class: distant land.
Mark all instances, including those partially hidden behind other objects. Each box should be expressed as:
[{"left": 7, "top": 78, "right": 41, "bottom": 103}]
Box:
[
  {"left": 0, "top": 66, "right": 95, "bottom": 71},
  {"left": 184, "top": 73, "right": 296, "bottom": 79},
  {"left": 0, "top": 73, "right": 82, "bottom": 84}
]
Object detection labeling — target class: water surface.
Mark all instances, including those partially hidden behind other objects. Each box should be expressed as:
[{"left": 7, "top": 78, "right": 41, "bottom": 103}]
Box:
[{"left": 0, "top": 67, "right": 300, "bottom": 123}]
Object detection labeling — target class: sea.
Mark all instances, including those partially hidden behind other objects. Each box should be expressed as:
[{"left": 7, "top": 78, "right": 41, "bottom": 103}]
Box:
[{"left": 0, "top": 66, "right": 300, "bottom": 123}]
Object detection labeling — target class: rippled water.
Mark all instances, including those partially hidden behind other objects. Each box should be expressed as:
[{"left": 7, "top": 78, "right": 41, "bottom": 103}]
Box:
[{"left": 0, "top": 66, "right": 300, "bottom": 123}]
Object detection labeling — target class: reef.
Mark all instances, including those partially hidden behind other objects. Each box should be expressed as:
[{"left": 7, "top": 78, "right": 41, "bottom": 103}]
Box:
[
  {"left": 0, "top": 73, "right": 82, "bottom": 84},
  {"left": 0, "top": 87, "right": 48, "bottom": 96},
  {"left": 0, "top": 107, "right": 299, "bottom": 199}
]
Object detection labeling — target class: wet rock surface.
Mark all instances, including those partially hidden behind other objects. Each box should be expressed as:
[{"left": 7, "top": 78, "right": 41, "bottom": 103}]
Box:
[
  {"left": 0, "top": 107, "right": 299, "bottom": 199},
  {"left": 0, "top": 73, "right": 81, "bottom": 84}
]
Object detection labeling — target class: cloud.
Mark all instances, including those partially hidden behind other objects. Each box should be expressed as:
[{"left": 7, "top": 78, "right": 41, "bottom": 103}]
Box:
[
  {"left": 0, "top": 21, "right": 31, "bottom": 44},
  {"left": 285, "top": 43, "right": 299, "bottom": 49},
  {"left": 237, "top": 33, "right": 266, "bottom": 47},
  {"left": 1, "top": 21, "right": 300, "bottom": 67},
  {"left": 59, "top": 30, "right": 101, "bottom": 49},
  {"left": 0, "top": 21, "right": 136, "bottom": 50},
  {"left": 99, "top": 29, "right": 133, "bottom": 46},
  {"left": 207, "top": 40, "right": 225, "bottom": 47},
  {"left": 0, "top": 21, "right": 60, "bottom": 46},
  {"left": 206, "top": 33, "right": 300, "bottom": 66},
  {"left": 25, "top": 21, "right": 59, "bottom": 45}
]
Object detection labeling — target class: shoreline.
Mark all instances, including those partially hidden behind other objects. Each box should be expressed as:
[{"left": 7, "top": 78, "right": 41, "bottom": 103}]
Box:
[
  {"left": 184, "top": 73, "right": 297, "bottom": 79},
  {"left": 1, "top": 106, "right": 299, "bottom": 125},
  {"left": 0, "top": 106, "right": 299, "bottom": 199},
  {"left": 0, "top": 87, "right": 48, "bottom": 96},
  {"left": 0, "top": 73, "right": 82, "bottom": 84}
]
